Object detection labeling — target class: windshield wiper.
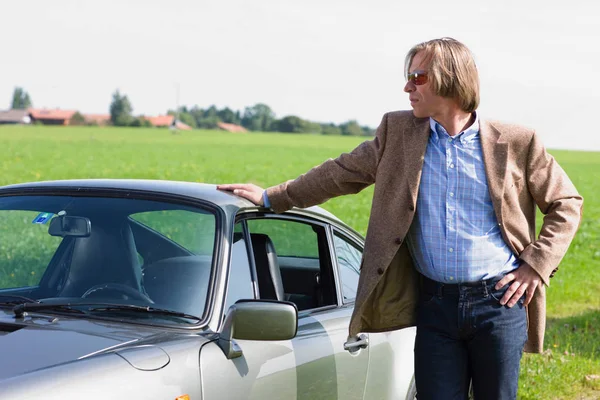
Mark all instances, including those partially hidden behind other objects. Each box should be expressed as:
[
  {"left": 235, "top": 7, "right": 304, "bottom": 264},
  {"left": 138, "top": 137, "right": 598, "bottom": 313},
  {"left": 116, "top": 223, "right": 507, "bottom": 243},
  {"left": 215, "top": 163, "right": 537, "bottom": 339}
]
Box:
[
  {"left": 89, "top": 304, "right": 201, "bottom": 322},
  {"left": 12, "top": 302, "right": 201, "bottom": 322},
  {"left": 0, "top": 294, "right": 40, "bottom": 305},
  {"left": 13, "top": 302, "right": 86, "bottom": 318}
]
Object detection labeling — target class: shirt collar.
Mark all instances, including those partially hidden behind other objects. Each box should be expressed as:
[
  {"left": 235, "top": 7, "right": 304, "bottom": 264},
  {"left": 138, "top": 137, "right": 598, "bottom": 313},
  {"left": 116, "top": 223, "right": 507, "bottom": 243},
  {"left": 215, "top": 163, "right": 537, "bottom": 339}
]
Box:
[{"left": 429, "top": 112, "right": 479, "bottom": 144}]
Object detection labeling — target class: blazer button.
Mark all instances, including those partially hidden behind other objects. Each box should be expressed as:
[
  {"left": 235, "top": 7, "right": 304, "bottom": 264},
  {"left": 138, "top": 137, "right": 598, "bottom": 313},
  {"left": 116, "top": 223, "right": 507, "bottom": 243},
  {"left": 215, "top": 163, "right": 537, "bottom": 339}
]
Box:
[
  {"left": 409, "top": 204, "right": 415, "bottom": 211},
  {"left": 377, "top": 267, "right": 384, "bottom": 275},
  {"left": 395, "top": 237, "right": 403, "bottom": 245}
]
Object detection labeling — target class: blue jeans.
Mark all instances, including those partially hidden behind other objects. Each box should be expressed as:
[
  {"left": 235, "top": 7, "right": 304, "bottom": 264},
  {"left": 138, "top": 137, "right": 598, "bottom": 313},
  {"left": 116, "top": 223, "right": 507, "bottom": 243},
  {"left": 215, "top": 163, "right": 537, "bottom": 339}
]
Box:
[{"left": 414, "top": 274, "right": 528, "bottom": 400}]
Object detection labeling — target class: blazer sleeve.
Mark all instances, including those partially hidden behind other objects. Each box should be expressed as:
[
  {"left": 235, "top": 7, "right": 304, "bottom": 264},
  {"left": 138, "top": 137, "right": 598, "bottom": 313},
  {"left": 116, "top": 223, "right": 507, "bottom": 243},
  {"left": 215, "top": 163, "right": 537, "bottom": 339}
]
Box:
[
  {"left": 518, "top": 131, "right": 584, "bottom": 285},
  {"left": 266, "top": 113, "right": 389, "bottom": 213}
]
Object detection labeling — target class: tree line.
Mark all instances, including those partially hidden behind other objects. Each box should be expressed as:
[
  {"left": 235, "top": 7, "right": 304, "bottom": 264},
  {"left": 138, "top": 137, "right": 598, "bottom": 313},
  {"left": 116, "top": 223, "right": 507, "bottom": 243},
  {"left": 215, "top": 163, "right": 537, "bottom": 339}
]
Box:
[
  {"left": 111, "top": 90, "right": 374, "bottom": 136},
  {"left": 166, "top": 102, "right": 374, "bottom": 136},
  {"left": 8, "top": 87, "right": 375, "bottom": 136}
]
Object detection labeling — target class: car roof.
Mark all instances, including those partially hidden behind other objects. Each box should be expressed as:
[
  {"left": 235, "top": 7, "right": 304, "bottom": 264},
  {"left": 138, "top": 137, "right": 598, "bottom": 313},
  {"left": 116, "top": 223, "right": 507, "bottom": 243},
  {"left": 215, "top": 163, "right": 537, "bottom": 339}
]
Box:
[
  {"left": 1, "top": 179, "right": 252, "bottom": 207},
  {"left": 0, "top": 179, "right": 350, "bottom": 230}
]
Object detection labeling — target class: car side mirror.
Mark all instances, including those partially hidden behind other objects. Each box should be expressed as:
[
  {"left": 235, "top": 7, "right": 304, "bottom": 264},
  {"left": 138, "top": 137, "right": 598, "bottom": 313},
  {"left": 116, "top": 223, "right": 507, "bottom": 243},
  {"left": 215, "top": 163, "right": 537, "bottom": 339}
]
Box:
[
  {"left": 48, "top": 215, "right": 91, "bottom": 237},
  {"left": 218, "top": 300, "right": 298, "bottom": 359}
]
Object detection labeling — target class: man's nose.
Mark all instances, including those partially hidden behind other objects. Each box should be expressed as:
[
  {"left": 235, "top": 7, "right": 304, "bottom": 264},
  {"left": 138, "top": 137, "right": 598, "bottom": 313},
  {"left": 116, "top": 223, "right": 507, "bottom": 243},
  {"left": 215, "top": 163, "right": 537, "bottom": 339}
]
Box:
[{"left": 404, "top": 81, "right": 414, "bottom": 93}]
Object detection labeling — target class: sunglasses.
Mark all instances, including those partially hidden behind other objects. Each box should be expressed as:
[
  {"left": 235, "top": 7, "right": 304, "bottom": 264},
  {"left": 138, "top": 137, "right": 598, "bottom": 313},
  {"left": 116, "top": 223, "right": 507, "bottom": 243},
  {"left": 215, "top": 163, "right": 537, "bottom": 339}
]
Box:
[{"left": 407, "top": 70, "right": 429, "bottom": 85}]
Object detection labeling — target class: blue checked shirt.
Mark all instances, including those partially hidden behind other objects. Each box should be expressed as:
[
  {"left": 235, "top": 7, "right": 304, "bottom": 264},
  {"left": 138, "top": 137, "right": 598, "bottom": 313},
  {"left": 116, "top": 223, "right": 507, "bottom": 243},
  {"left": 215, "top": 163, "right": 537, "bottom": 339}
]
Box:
[{"left": 406, "top": 115, "right": 519, "bottom": 283}]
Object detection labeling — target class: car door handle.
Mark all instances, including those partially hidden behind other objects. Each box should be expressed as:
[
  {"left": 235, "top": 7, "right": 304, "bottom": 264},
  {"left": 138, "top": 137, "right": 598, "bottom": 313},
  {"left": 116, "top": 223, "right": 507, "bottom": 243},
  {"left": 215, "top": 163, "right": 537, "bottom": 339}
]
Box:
[{"left": 344, "top": 334, "right": 368, "bottom": 352}]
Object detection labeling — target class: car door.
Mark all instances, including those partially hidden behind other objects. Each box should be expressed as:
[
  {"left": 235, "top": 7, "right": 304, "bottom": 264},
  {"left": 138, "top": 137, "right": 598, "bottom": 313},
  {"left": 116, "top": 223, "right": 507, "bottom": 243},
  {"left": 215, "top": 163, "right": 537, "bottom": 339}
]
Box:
[
  {"left": 332, "top": 227, "right": 416, "bottom": 399},
  {"left": 199, "top": 216, "right": 369, "bottom": 400},
  {"left": 247, "top": 216, "right": 369, "bottom": 399}
]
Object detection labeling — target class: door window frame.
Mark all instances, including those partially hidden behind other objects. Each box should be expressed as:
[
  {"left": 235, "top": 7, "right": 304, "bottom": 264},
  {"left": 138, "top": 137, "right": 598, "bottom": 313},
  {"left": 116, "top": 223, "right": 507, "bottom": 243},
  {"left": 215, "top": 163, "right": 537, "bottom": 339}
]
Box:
[
  {"left": 330, "top": 227, "right": 364, "bottom": 305},
  {"left": 221, "top": 219, "right": 260, "bottom": 319},
  {"left": 234, "top": 211, "right": 343, "bottom": 315}
]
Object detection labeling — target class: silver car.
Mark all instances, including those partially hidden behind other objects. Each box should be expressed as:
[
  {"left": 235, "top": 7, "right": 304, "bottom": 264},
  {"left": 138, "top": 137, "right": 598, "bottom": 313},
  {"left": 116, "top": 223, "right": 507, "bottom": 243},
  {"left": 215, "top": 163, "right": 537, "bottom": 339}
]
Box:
[{"left": 0, "top": 179, "right": 416, "bottom": 399}]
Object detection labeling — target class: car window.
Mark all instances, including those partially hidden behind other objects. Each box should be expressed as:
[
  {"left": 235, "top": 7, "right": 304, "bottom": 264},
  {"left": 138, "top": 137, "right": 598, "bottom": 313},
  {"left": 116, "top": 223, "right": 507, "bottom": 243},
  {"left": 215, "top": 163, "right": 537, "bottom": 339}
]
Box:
[
  {"left": 130, "top": 210, "right": 215, "bottom": 255},
  {"left": 246, "top": 218, "right": 336, "bottom": 311},
  {"left": 333, "top": 231, "right": 362, "bottom": 303},
  {"left": 0, "top": 195, "right": 217, "bottom": 326},
  {"left": 0, "top": 210, "right": 63, "bottom": 289},
  {"left": 246, "top": 219, "right": 319, "bottom": 258},
  {"left": 223, "top": 222, "right": 255, "bottom": 315}
]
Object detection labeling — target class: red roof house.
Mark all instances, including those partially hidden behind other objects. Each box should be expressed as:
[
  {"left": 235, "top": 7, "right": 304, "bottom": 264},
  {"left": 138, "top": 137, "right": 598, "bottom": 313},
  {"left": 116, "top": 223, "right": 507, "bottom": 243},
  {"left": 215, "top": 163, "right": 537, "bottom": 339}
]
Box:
[
  {"left": 145, "top": 115, "right": 192, "bottom": 130},
  {"left": 145, "top": 115, "right": 174, "bottom": 127},
  {"left": 29, "top": 108, "right": 77, "bottom": 125}
]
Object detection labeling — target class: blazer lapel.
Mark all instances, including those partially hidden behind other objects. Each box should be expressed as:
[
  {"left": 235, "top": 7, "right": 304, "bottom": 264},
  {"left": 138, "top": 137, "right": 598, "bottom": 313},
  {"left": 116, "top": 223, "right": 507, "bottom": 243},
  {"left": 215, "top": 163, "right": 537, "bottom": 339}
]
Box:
[
  {"left": 404, "top": 117, "right": 430, "bottom": 205},
  {"left": 480, "top": 120, "right": 508, "bottom": 221}
]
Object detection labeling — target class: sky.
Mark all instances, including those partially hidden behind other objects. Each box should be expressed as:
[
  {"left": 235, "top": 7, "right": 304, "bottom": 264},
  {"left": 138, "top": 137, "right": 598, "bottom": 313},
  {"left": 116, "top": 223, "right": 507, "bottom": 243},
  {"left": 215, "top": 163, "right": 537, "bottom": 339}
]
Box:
[{"left": 2, "top": 0, "right": 600, "bottom": 151}]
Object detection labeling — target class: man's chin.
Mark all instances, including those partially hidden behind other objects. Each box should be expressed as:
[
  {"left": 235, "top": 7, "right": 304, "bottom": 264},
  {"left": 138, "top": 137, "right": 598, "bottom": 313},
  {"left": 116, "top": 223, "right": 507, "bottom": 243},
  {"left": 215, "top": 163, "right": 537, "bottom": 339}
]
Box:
[{"left": 411, "top": 108, "right": 427, "bottom": 118}]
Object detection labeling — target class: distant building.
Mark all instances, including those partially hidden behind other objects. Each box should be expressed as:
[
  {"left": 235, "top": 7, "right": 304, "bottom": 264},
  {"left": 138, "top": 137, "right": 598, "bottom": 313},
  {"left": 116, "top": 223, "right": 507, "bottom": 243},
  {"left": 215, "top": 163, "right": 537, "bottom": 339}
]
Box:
[
  {"left": 0, "top": 109, "right": 31, "bottom": 125},
  {"left": 83, "top": 114, "right": 111, "bottom": 126},
  {"left": 173, "top": 120, "right": 192, "bottom": 131},
  {"left": 145, "top": 115, "right": 192, "bottom": 130},
  {"left": 145, "top": 115, "right": 175, "bottom": 127},
  {"left": 29, "top": 108, "right": 77, "bottom": 125},
  {"left": 217, "top": 122, "right": 248, "bottom": 133}
]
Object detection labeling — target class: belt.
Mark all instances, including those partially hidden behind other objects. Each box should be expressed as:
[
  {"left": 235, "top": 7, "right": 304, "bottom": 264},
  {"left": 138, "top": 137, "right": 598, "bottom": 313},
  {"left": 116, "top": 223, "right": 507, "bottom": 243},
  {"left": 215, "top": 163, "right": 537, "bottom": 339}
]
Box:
[{"left": 419, "top": 273, "right": 505, "bottom": 296}]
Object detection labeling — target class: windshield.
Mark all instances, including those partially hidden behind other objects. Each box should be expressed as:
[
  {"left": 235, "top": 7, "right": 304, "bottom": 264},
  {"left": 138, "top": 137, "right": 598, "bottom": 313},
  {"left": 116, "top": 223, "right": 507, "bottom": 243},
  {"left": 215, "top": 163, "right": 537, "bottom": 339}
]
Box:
[{"left": 0, "top": 194, "right": 217, "bottom": 325}]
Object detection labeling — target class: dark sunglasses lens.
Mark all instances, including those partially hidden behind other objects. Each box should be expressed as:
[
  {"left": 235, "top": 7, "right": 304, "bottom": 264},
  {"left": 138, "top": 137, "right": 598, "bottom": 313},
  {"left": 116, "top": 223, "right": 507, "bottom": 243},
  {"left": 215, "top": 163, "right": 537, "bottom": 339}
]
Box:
[
  {"left": 414, "top": 73, "right": 427, "bottom": 85},
  {"left": 407, "top": 72, "right": 427, "bottom": 85}
]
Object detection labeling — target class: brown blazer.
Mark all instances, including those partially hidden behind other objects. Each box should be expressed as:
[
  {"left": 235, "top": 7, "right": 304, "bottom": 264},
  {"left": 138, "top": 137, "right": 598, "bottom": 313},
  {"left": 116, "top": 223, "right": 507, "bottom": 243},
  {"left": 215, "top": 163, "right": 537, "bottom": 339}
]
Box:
[{"left": 266, "top": 110, "right": 583, "bottom": 353}]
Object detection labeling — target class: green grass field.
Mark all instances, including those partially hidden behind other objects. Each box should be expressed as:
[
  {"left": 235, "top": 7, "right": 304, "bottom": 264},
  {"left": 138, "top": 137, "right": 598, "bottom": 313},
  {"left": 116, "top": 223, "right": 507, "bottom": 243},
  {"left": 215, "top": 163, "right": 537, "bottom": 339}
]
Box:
[{"left": 1, "top": 125, "right": 599, "bottom": 399}]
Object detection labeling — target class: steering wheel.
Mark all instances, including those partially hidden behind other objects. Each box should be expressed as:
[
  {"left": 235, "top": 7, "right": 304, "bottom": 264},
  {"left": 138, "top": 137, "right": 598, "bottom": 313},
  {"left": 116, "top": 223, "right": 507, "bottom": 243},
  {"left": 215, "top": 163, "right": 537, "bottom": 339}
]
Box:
[{"left": 81, "top": 283, "right": 154, "bottom": 303}]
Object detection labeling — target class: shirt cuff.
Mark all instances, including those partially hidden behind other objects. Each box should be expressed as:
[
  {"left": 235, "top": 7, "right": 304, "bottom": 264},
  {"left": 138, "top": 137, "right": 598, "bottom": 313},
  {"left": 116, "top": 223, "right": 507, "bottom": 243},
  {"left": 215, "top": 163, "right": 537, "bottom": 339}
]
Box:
[{"left": 262, "top": 190, "right": 271, "bottom": 208}]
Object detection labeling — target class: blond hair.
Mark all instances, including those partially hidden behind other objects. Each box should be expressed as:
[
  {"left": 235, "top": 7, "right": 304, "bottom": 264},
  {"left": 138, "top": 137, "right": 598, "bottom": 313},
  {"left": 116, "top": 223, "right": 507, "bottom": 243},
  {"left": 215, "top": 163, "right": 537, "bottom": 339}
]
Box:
[{"left": 405, "top": 38, "right": 480, "bottom": 112}]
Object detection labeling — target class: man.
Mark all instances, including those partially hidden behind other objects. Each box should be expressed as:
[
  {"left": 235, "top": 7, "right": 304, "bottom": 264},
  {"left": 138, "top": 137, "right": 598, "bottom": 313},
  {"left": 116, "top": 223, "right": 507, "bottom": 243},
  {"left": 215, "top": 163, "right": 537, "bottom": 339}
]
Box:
[{"left": 218, "top": 38, "right": 583, "bottom": 399}]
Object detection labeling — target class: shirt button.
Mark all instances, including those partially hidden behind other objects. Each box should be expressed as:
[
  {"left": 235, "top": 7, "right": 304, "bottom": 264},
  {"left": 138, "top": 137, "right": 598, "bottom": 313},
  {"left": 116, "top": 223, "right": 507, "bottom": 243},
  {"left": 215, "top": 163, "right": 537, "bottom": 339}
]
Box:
[
  {"left": 449, "top": 248, "right": 454, "bottom": 253},
  {"left": 395, "top": 237, "right": 403, "bottom": 245},
  {"left": 449, "top": 192, "right": 454, "bottom": 197},
  {"left": 377, "top": 267, "right": 384, "bottom": 275},
  {"left": 449, "top": 276, "right": 454, "bottom": 281},
  {"left": 450, "top": 163, "right": 455, "bottom": 168}
]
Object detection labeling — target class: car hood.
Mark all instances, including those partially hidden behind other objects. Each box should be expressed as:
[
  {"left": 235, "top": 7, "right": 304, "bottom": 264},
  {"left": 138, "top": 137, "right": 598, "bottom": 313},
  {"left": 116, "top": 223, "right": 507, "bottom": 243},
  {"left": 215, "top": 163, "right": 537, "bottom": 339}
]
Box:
[{"left": 0, "top": 308, "right": 208, "bottom": 381}]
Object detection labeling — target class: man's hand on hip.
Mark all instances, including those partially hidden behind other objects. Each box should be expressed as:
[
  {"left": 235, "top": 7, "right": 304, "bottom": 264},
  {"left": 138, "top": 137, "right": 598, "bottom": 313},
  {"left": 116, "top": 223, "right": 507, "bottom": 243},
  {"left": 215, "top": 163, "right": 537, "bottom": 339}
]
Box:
[
  {"left": 217, "top": 183, "right": 264, "bottom": 205},
  {"left": 495, "top": 262, "right": 542, "bottom": 308}
]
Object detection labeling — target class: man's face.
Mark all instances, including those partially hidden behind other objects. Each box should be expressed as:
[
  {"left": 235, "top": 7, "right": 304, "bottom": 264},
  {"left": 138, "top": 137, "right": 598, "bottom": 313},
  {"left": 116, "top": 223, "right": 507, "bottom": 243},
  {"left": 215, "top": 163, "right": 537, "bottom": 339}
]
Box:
[{"left": 404, "top": 51, "right": 447, "bottom": 119}]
